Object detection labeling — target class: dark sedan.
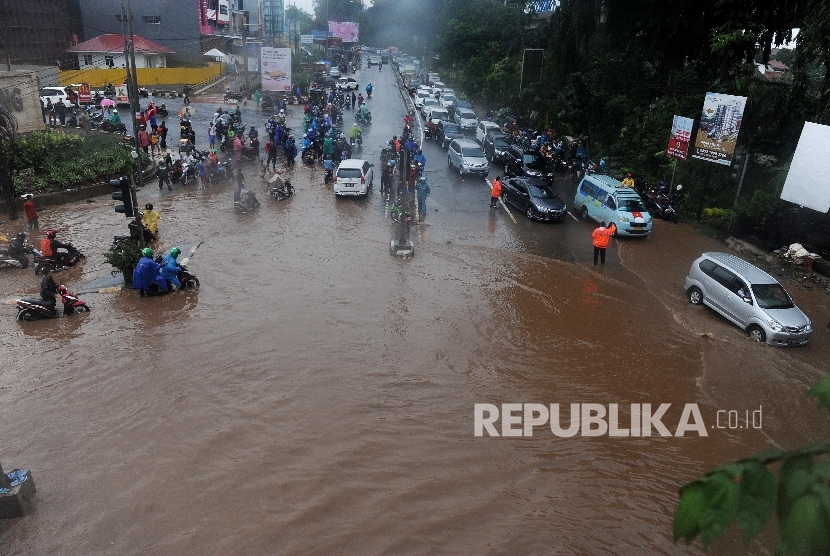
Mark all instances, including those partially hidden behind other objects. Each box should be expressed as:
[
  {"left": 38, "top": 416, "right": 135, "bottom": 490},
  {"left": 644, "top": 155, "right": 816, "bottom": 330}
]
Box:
[
  {"left": 436, "top": 121, "right": 465, "bottom": 149},
  {"left": 484, "top": 132, "right": 511, "bottom": 164},
  {"left": 501, "top": 177, "right": 568, "bottom": 221}
]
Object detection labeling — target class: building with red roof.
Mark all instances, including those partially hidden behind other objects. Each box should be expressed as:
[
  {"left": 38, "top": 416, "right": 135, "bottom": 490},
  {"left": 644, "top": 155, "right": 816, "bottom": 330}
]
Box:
[{"left": 67, "top": 34, "right": 174, "bottom": 69}]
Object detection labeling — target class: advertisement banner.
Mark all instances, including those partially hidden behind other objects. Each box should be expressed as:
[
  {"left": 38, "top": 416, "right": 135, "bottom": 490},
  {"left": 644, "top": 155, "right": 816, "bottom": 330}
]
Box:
[
  {"left": 115, "top": 84, "right": 128, "bottom": 104},
  {"left": 300, "top": 35, "right": 314, "bottom": 44},
  {"left": 666, "top": 115, "right": 694, "bottom": 160},
  {"left": 78, "top": 83, "right": 91, "bottom": 104},
  {"left": 328, "top": 21, "right": 359, "bottom": 43},
  {"left": 261, "top": 47, "right": 291, "bottom": 92},
  {"left": 691, "top": 92, "right": 747, "bottom": 165}
]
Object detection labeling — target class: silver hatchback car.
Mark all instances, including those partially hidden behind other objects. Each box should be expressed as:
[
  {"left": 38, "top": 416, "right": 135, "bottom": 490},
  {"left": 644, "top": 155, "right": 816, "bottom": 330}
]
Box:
[{"left": 684, "top": 252, "right": 813, "bottom": 346}]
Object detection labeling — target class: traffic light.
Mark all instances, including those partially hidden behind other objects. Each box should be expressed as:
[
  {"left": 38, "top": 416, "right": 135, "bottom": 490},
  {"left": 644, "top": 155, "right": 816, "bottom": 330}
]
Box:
[{"left": 109, "top": 177, "right": 133, "bottom": 217}]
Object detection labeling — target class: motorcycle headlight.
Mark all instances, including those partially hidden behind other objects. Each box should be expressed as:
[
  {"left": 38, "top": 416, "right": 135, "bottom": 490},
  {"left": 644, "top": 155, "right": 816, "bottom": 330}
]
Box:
[{"left": 766, "top": 318, "right": 783, "bottom": 332}]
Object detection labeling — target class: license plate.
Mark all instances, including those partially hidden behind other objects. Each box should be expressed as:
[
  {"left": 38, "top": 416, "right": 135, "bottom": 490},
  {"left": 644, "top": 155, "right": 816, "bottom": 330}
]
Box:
[{"left": 345, "top": 184, "right": 354, "bottom": 187}]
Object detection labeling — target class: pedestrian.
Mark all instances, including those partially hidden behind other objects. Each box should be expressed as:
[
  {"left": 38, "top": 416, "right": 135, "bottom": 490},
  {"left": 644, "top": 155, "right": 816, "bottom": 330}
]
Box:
[
  {"left": 40, "top": 99, "right": 47, "bottom": 123},
  {"left": 79, "top": 109, "right": 91, "bottom": 134},
  {"left": 138, "top": 125, "right": 150, "bottom": 155},
  {"left": 56, "top": 101, "right": 66, "bottom": 126},
  {"left": 235, "top": 168, "right": 245, "bottom": 189},
  {"left": 197, "top": 158, "right": 207, "bottom": 186},
  {"left": 142, "top": 203, "right": 161, "bottom": 241},
  {"left": 157, "top": 162, "right": 173, "bottom": 191},
  {"left": 490, "top": 176, "right": 502, "bottom": 208},
  {"left": 254, "top": 89, "right": 261, "bottom": 107},
  {"left": 158, "top": 121, "right": 168, "bottom": 151},
  {"left": 265, "top": 139, "right": 277, "bottom": 170},
  {"left": 233, "top": 135, "right": 243, "bottom": 162},
  {"left": 416, "top": 176, "right": 431, "bottom": 221},
  {"left": 149, "top": 128, "right": 160, "bottom": 156},
  {"left": 208, "top": 122, "right": 216, "bottom": 150},
  {"left": 182, "top": 84, "right": 191, "bottom": 104},
  {"left": 23, "top": 194, "right": 39, "bottom": 230},
  {"left": 592, "top": 221, "right": 617, "bottom": 266},
  {"left": 46, "top": 99, "right": 56, "bottom": 126},
  {"left": 286, "top": 136, "right": 297, "bottom": 168}
]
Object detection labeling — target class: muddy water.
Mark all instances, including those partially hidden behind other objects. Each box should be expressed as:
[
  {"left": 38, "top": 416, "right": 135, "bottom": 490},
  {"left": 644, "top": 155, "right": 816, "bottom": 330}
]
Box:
[{"left": 2, "top": 93, "right": 830, "bottom": 555}]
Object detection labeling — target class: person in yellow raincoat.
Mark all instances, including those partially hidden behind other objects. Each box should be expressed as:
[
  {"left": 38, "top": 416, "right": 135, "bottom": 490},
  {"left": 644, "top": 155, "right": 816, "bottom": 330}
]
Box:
[{"left": 142, "top": 203, "right": 161, "bottom": 240}]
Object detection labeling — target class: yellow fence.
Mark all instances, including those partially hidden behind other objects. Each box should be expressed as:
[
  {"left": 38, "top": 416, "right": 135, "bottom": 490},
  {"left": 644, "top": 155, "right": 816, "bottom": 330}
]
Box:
[{"left": 59, "top": 65, "right": 222, "bottom": 87}]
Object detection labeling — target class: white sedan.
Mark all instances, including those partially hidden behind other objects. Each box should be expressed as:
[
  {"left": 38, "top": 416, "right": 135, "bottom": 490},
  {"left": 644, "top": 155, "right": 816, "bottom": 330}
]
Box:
[{"left": 414, "top": 89, "right": 433, "bottom": 109}]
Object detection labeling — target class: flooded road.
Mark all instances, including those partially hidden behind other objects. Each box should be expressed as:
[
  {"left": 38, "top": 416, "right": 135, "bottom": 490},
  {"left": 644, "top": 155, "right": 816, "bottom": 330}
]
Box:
[{"left": 1, "top": 64, "right": 830, "bottom": 555}]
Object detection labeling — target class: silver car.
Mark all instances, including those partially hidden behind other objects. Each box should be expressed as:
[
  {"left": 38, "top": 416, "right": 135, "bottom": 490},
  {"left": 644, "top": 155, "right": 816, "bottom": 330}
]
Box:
[{"left": 684, "top": 252, "right": 813, "bottom": 345}]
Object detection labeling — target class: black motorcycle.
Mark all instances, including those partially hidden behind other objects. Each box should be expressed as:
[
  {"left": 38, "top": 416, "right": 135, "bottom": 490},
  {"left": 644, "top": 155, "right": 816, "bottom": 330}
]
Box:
[
  {"left": 33, "top": 244, "right": 85, "bottom": 275},
  {"left": 645, "top": 190, "right": 680, "bottom": 223},
  {"left": 234, "top": 190, "right": 260, "bottom": 213},
  {"left": 324, "top": 168, "right": 333, "bottom": 184},
  {"left": 1, "top": 234, "right": 34, "bottom": 269},
  {"left": 156, "top": 103, "right": 169, "bottom": 117},
  {"left": 100, "top": 120, "right": 127, "bottom": 134},
  {"left": 139, "top": 266, "right": 199, "bottom": 297},
  {"left": 270, "top": 180, "right": 294, "bottom": 201}
]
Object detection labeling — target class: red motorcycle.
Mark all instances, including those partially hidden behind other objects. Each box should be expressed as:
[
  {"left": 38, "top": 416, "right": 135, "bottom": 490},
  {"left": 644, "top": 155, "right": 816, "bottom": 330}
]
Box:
[
  {"left": 16, "top": 286, "right": 90, "bottom": 321},
  {"left": 33, "top": 244, "right": 85, "bottom": 275}
]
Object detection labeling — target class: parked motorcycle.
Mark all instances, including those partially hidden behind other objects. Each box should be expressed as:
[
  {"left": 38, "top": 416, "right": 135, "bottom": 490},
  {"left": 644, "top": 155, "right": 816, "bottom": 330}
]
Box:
[
  {"left": 269, "top": 180, "right": 294, "bottom": 201},
  {"left": 234, "top": 190, "right": 260, "bottom": 214},
  {"left": 0, "top": 233, "right": 35, "bottom": 269},
  {"left": 33, "top": 244, "right": 85, "bottom": 275},
  {"left": 16, "top": 286, "right": 90, "bottom": 321},
  {"left": 139, "top": 266, "right": 200, "bottom": 297},
  {"left": 156, "top": 103, "right": 169, "bottom": 117},
  {"left": 645, "top": 190, "right": 680, "bottom": 223}
]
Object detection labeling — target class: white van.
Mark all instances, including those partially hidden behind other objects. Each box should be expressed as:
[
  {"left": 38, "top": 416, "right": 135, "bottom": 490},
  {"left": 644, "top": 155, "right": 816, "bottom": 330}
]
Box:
[
  {"left": 475, "top": 121, "right": 501, "bottom": 144},
  {"left": 427, "top": 106, "right": 450, "bottom": 124},
  {"left": 573, "top": 174, "right": 652, "bottom": 236},
  {"left": 334, "top": 159, "right": 374, "bottom": 197}
]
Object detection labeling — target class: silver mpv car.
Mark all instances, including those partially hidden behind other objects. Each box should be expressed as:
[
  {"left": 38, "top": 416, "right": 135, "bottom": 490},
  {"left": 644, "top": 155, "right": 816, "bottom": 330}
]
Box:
[{"left": 684, "top": 252, "right": 813, "bottom": 346}]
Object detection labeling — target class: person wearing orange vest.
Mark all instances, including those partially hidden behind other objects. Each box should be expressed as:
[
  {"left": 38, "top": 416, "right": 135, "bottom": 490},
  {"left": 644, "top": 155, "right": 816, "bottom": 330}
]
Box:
[
  {"left": 592, "top": 221, "right": 617, "bottom": 265},
  {"left": 490, "top": 176, "right": 502, "bottom": 208}
]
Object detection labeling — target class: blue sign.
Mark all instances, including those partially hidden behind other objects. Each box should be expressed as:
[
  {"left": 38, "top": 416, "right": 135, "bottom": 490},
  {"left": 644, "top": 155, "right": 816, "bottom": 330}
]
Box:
[{"left": 310, "top": 30, "right": 332, "bottom": 39}]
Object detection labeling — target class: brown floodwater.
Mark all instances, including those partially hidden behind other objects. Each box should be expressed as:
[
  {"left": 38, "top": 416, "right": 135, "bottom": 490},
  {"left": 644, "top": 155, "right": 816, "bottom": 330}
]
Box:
[{"left": 2, "top": 75, "right": 830, "bottom": 555}]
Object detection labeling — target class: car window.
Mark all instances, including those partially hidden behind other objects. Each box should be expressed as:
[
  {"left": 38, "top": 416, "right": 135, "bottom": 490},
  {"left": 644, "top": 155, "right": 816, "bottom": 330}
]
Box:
[
  {"left": 363, "top": 162, "right": 369, "bottom": 173},
  {"left": 337, "top": 168, "right": 362, "bottom": 179},
  {"left": 445, "top": 125, "right": 462, "bottom": 134},
  {"left": 699, "top": 259, "right": 718, "bottom": 277},
  {"left": 459, "top": 110, "right": 476, "bottom": 119},
  {"left": 751, "top": 283, "right": 795, "bottom": 309},
  {"left": 462, "top": 146, "right": 484, "bottom": 158},
  {"left": 528, "top": 184, "right": 558, "bottom": 198},
  {"left": 595, "top": 190, "right": 608, "bottom": 203},
  {"left": 617, "top": 197, "right": 646, "bottom": 212},
  {"left": 580, "top": 182, "right": 598, "bottom": 198},
  {"left": 523, "top": 153, "right": 545, "bottom": 168},
  {"left": 711, "top": 266, "right": 738, "bottom": 290},
  {"left": 606, "top": 197, "right": 616, "bottom": 210},
  {"left": 514, "top": 182, "right": 528, "bottom": 194}
]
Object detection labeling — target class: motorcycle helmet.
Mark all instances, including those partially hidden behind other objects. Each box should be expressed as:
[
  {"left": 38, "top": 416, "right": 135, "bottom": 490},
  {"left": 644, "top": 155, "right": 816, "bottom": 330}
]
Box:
[
  {"left": 145, "top": 203, "right": 153, "bottom": 210},
  {"left": 419, "top": 176, "right": 427, "bottom": 183},
  {"left": 676, "top": 184, "right": 683, "bottom": 191},
  {"left": 16, "top": 231, "right": 26, "bottom": 240},
  {"left": 142, "top": 247, "right": 153, "bottom": 257},
  {"left": 389, "top": 159, "right": 396, "bottom": 167},
  {"left": 170, "top": 247, "right": 181, "bottom": 258},
  {"left": 47, "top": 229, "right": 57, "bottom": 239}
]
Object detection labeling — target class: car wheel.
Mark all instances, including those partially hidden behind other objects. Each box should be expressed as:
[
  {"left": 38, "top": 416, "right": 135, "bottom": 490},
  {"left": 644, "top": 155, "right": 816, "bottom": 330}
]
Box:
[
  {"left": 747, "top": 324, "right": 766, "bottom": 343},
  {"left": 447, "top": 155, "right": 451, "bottom": 168},
  {"left": 459, "top": 164, "right": 464, "bottom": 176},
  {"left": 526, "top": 205, "right": 535, "bottom": 220},
  {"left": 581, "top": 206, "right": 589, "bottom": 221},
  {"left": 687, "top": 286, "right": 703, "bottom": 305}
]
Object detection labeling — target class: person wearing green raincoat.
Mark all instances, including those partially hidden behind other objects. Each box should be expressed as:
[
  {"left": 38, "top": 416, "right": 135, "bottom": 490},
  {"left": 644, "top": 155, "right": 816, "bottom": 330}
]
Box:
[{"left": 253, "top": 89, "right": 261, "bottom": 107}]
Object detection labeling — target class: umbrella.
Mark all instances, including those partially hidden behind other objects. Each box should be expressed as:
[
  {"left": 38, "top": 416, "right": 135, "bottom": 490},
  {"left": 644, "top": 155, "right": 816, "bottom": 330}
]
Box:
[
  {"left": 182, "top": 106, "right": 196, "bottom": 118},
  {"left": 203, "top": 48, "right": 231, "bottom": 63},
  {"left": 100, "top": 98, "right": 115, "bottom": 107}
]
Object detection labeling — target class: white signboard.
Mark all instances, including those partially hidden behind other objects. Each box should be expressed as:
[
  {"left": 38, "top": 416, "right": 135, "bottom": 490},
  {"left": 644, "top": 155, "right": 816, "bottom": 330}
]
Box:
[
  {"left": 261, "top": 47, "right": 292, "bottom": 92},
  {"left": 781, "top": 122, "right": 830, "bottom": 213},
  {"left": 300, "top": 35, "right": 314, "bottom": 44}
]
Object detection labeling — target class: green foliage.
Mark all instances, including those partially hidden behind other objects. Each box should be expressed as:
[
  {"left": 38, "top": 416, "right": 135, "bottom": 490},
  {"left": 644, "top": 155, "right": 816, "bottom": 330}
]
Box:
[
  {"left": 104, "top": 239, "right": 142, "bottom": 279},
  {"left": 675, "top": 378, "right": 830, "bottom": 552}
]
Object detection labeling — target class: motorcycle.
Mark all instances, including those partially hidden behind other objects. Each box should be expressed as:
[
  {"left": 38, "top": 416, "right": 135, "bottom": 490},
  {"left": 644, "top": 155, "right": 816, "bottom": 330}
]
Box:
[
  {"left": 270, "top": 180, "right": 294, "bottom": 201},
  {"left": 571, "top": 162, "right": 585, "bottom": 183},
  {"left": 33, "top": 244, "right": 85, "bottom": 275},
  {"left": 390, "top": 198, "right": 413, "bottom": 240},
  {"left": 0, "top": 234, "right": 35, "bottom": 269},
  {"left": 156, "top": 103, "right": 169, "bottom": 117},
  {"left": 234, "top": 190, "right": 261, "bottom": 213},
  {"left": 209, "top": 160, "right": 233, "bottom": 184},
  {"left": 139, "top": 266, "right": 200, "bottom": 297},
  {"left": 645, "top": 190, "right": 680, "bottom": 223},
  {"left": 16, "top": 286, "right": 90, "bottom": 320},
  {"left": 138, "top": 87, "right": 149, "bottom": 98},
  {"left": 366, "top": 87, "right": 373, "bottom": 98},
  {"left": 100, "top": 120, "right": 127, "bottom": 134},
  {"left": 66, "top": 109, "right": 80, "bottom": 128},
  {"left": 224, "top": 91, "right": 244, "bottom": 102},
  {"left": 355, "top": 111, "right": 372, "bottom": 124},
  {"left": 324, "top": 168, "right": 333, "bottom": 184}
]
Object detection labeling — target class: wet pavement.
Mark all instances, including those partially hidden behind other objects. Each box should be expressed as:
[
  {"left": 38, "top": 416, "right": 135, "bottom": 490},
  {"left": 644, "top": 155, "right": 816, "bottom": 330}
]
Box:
[{"left": 1, "top": 63, "right": 830, "bottom": 555}]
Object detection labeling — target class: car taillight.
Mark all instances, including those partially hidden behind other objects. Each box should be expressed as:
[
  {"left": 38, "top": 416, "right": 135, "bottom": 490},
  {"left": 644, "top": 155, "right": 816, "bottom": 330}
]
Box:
[
  {"left": 361, "top": 176, "right": 365, "bottom": 184},
  {"left": 334, "top": 176, "right": 337, "bottom": 182}
]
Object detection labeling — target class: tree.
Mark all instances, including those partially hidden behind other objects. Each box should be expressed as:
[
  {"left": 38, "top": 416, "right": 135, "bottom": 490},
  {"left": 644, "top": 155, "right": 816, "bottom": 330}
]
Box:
[{"left": 674, "top": 375, "right": 830, "bottom": 553}]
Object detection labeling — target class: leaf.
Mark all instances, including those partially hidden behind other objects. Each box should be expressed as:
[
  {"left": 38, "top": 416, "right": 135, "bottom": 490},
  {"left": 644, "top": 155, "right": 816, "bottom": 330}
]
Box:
[
  {"left": 807, "top": 375, "right": 830, "bottom": 410},
  {"left": 780, "top": 493, "right": 830, "bottom": 555},
  {"left": 674, "top": 479, "right": 707, "bottom": 544},
  {"left": 737, "top": 461, "right": 777, "bottom": 542},
  {"left": 745, "top": 448, "right": 787, "bottom": 465},
  {"left": 699, "top": 470, "right": 741, "bottom": 548},
  {"left": 778, "top": 455, "right": 815, "bottom": 524}
]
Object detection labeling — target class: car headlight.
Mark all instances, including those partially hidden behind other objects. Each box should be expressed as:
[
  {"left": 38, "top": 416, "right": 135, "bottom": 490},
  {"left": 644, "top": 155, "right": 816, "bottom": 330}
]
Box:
[
  {"left": 805, "top": 323, "right": 813, "bottom": 332},
  {"left": 527, "top": 170, "right": 541, "bottom": 177},
  {"left": 534, "top": 203, "right": 546, "bottom": 212},
  {"left": 618, "top": 216, "right": 629, "bottom": 223},
  {"left": 767, "top": 318, "right": 783, "bottom": 332}
]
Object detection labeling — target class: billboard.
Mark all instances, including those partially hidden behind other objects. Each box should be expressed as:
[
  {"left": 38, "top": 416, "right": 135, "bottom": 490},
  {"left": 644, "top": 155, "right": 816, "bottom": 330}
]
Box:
[
  {"left": 328, "top": 21, "right": 359, "bottom": 43},
  {"left": 780, "top": 122, "right": 830, "bottom": 213},
  {"left": 261, "top": 47, "right": 291, "bottom": 92},
  {"left": 666, "top": 115, "right": 694, "bottom": 160},
  {"left": 691, "top": 92, "right": 747, "bottom": 165},
  {"left": 217, "top": 0, "right": 229, "bottom": 25}
]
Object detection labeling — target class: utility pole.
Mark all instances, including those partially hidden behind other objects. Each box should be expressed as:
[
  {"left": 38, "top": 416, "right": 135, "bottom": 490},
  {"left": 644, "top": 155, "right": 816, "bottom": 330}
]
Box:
[
  {"left": 121, "top": 2, "right": 143, "bottom": 241},
  {"left": 728, "top": 153, "right": 750, "bottom": 235}
]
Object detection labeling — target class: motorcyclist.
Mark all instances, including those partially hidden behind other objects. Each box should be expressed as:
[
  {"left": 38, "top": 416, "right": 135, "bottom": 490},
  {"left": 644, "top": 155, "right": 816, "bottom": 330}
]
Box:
[
  {"left": 413, "top": 149, "right": 426, "bottom": 173},
  {"left": 108, "top": 109, "right": 122, "bottom": 127},
  {"left": 358, "top": 102, "right": 369, "bottom": 122},
  {"left": 349, "top": 123, "right": 362, "bottom": 145},
  {"left": 40, "top": 266, "right": 58, "bottom": 303},
  {"left": 357, "top": 93, "right": 364, "bottom": 106},
  {"left": 160, "top": 247, "right": 182, "bottom": 291},
  {"left": 8, "top": 232, "right": 32, "bottom": 266},
  {"left": 248, "top": 126, "right": 259, "bottom": 140},
  {"left": 366, "top": 83, "right": 373, "bottom": 97},
  {"left": 40, "top": 229, "right": 72, "bottom": 260},
  {"left": 142, "top": 203, "right": 161, "bottom": 240},
  {"left": 132, "top": 247, "right": 167, "bottom": 295},
  {"left": 323, "top": 156, "right": 334, "bottom": 181}
]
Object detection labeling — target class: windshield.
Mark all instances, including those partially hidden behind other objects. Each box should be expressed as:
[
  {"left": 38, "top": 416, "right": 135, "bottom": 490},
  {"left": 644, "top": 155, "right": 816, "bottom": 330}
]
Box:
[
  {"left": 444, "top": 125, "right": 462, "bottom": 134},
  {"left": 751, "top": 283, "right": 795, "bottom": 309},
  {"left": 459, "top": 110, "right": 476, "bottom": 119},
  {"left": 417, "top": 92, "right": 430, "bottom": 98},
  {"left": 528, "top": 184, "right": 558, "bottom": 199},
  {"left": 337, "top": 168, "right": 363, "bottom": 179},
  {"left": 432, "top": 110, "right": 448, "bottom": 119},
  {"left": 522, "top": 153, "right": 546, "bottom": 168},
  {"left": 462, "top": 146, "right": 485, "bottom": 158},
  {"left": 424, "top": 98, "right": 438, "bottom": 106},
  {"left": 493, "top": 138, "right": 511, "bottom": 149},
  {"left": 617, "top": 198, "right": 646, "bottom": 212},
  {"left": 443, "top": 95, "right": 457, "bottom": 103}
]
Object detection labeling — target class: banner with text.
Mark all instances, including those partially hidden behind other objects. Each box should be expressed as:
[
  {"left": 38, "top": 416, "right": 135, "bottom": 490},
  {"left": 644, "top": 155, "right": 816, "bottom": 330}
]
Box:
[
  {"left": 261, "top": 47, "right": 292, "bottom": 92},
  {"left": 691, "top": 92, "right": 747, "bottom": 165},
  {"left": 666, "top": 115, "right": 694, "bottom": 160},
  {"left": 328, "top": 21, "right": 359, "bottom": 43}
]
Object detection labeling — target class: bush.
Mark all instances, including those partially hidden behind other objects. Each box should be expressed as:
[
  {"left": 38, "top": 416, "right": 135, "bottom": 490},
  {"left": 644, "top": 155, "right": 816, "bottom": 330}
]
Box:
[{"left": 701, "top": 207, "right": 731, "bottom": 231}]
